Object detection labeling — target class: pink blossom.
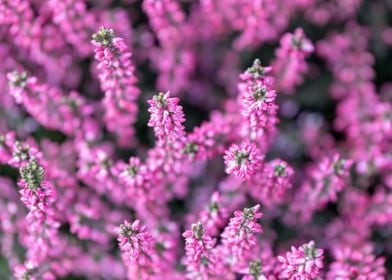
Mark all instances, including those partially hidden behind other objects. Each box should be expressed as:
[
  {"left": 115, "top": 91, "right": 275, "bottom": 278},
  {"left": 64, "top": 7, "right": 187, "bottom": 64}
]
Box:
[
  {"left": 147, "top": 91, "right": 185, "bottom": 145},
  {"left": 92, "top": 27, "right": 140, "bottom": 147},
  {"left": 248, "top": 159, "right": 294, "bottom": 207},
  {"left": 7, "top": 71, "right": 100, "bottom": 140},
  {"left": 239, "top": 59, "right": 277, "bottom": 132},
  {"left": 0, "top": 1, "right": 390, "bottom": 279},
  {"left": 272, "top": 28, "right": 314, "bottom": 94},
  {"left": 220, "top": 205, "right": 263, "bottom": 271},
  {"left": 183, "top": 222, "right": 222, "bottom": 279},
  {"left": 327, "top": 244, "right": 386, "bottom": 280},
  {"left": 278, "top": 241, "right": 324, "bottom": 279},
  {"left": 224, "top": 142, "right": 263, "bottom": 179},
  {"left": 115, "top": 220, "right": 154, "bottom": 262},
  {"left": 18, "top": 157, "right": 60, "bottom": 270},
  {"left": 196, "top": 191, "right": 229, "bottom": 236}
]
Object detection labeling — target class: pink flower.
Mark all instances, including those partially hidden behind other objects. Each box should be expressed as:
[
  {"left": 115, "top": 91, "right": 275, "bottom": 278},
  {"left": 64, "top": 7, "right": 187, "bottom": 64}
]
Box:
[
  {"left": 147, "top": 91, "right": 185, "bottom": 145},
  {"left": 278, "top": 240, "right": 324, "bottom": 279},
  {"left": 272, "top": 28, "right": 314, "bottom": 94},
  {"left": 17, "top": 157, "right": 59, "bottom": 268},
  {"left": 183, "top": 222, "right": 222, "bottom": 279},
  {"left": 119, "top": 157, "right": 146, "bottom": 189},
  {"left": 248, "top": 159, "right": 294, "bottom": 207},
  {"left": 92, "top": 27, "right": 140, "bottom": 147},
  {"left": 224, "top": 142, "right": 263, "bottom": 179},
  {"left": 239, "top": 59, "right": 277, "bottom": 131},
  {"left": 220, "top": 205, "right": 263, "bottom": 271},
  {"left": 115, "top": 220, "right": 153, "bottom": 262},
  {"left": 327, "top": 244, "right": 386, "bottom": 280},
  {"left": 196, "top": 191, "right": 229, "bottom": 236},
  {"left": 237, "top": 59, "right": 279, "bottom": 147},
  {"left": 311, "top": 153, "right": 353, "bottom": 204},
  {"left": 7, "top": 71, "right": 99, "bottom": 140}
]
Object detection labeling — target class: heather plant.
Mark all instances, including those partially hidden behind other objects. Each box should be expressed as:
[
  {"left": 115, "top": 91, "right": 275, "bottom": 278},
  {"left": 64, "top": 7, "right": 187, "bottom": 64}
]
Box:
[{"left": 0, "top": 0, "right": 391, "bottom": 279}]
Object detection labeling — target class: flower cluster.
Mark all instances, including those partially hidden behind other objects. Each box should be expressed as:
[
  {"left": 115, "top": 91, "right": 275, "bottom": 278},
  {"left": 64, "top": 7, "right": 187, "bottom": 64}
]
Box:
[
  {"left": 278, "top": 241, "right": 324, "bottom": 279},
  {"left": 238, "top": 59, "right": 278, "bottom": 145},
  {"left": 92, "top": 27, "right": 140, "bottom": 147},
  {"left": 273, "top": 28, "right": 314, "bottom": 94},
  {"left": 0, "top": 1, "right": 391, "bottom": 279},
  {"left": 147, "top": 91, "right": 185, "bottom": 145},
  {"left": 15, "top": 151, "right": 59, "bottom": 278},
  {"left": 327, "top": 244, "right": 386, "bottom": 279},
  {"left": 224, "top": 142, "right": 264, "bottom": 179},
  {"left": 248, "top": 159, "right": 294, "bottom": 207},
  {"left": 219, "top": 205, "right": 263, "bottom": 272},
  {"left": 183, "top": 222, "right": 220, "bottom": 279}
]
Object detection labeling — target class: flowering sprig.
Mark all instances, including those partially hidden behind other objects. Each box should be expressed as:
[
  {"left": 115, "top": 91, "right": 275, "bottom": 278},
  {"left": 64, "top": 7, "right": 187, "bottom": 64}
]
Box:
[
  {"left": 18, "top": 157, "right": 59, "bottom": 271},
  {"left": 327, "top": 244, "right": 385, "bottom": 279},
  {"left": 7, "top": 71, "right": 99, "bottom": 140},
  {"left": 49, "top": 0, "right": 95, "bottom": 57},
  {"left": 312, "top": 154, "right": 353, "bottom": 204},
  {"left": 248, "top": 159, "right": 294, "bottom": 207},
  {"left": 196, "top": 192, "right": 229, "bottom": 236},
  {"left": 147, "top": 91, "right": 185, "bottom": 145},
  {"left": 183, "top": 222, "right": 222, "bottom": 279},
  {"left": 224, "top": 142, "right": 263, "bottom": 179},
  {"left": 182, "top": 112, "right": 231, "bottom": 161},
  {"left": 116, "top": 220, "right": 154, "bottom": 262},
  {"left": 238, "top": 59, "right": 278, "bottom": 144},
  {"left": 116, "top": 219, "right": 182, "bottom": 279},
  {"left": 288, "top": 153, "right": 353, "bottom": 223},
  {"left": 92, "top": 27, "right": 140, "bottom": 147},
  {"left": 240, "top": 59, "right": 276, "bottom": 128},
  {"left": 278, "top": 240, "right": 324, "bottom": 279},
  {"left": 273, "top": 28, "right": 314, "bottom": 94},
  {"left": 220, "top": 205, "right": 263, "bottom": 271}
]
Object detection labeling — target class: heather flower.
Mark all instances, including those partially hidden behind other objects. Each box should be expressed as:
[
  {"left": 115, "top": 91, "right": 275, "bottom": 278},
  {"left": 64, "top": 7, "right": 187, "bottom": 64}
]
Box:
[
  {"left": 224, "top": 142, "right": 263, "bottom": 179},
  {"left": 147, "top": 91, "right": 185, "bottom": 145},
  {"left": 115, "top": 220, "right": 154, "bottom": 262},
  {"left": 17, "top": 156, "right": 59, "bottom": 270},
  {"left": 114, "top": 220, "right": 180, "bottom": 279},
  {"left": 242, "top": 83, "right": 277, "bottom": 129},
  {"left": 273, "top": 28, "right": 314, "bottom": 94},
  {"left": 119, "top": 157, "right": 146, "bottom": 189},
  {"left": 20, "top": 157, "right": 43, "bottom": 188},
  {"left": 220, "top": 205, "right": 263, "bottom": 270},
  {"left": 248, "top": 159, "right": 294, "bottom": 207},
  {"left": 197, "top": 192, "right": 229, "bottom": 236},
  {"left": 327, "top": 244, "right": 386, "bottom": 280},
  {"left": 183, "top": 112, "right": 231, "bottom": 160},
  {"left": 49, "top": 0, "right": 95, "bottom": 57},
  {"left": 183, "top": 222, "right": 222, "bottom": 279},
  {"left": 238, "top": 59, "right": 278, "bottom": 146},
  {"left": 92, "top": 27, "right": 140, "bottom": 147},
  {"left": 312, "top": 154, "right": 353, "bottom": 204},
  {"left": 240, "top": 59, "right": 276, "bottom": 131},
  {"left": 7, "top": 71, "right": 99, "bottom": 140},
  {"left": 242, "top": 259, "right": 267, "bottom": 280},
  {"left": 0, "top": 1, "right": 391, "bottom": 279},
  {"left": 278, "top": 241, "right": 324, "bottom": 280}
]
